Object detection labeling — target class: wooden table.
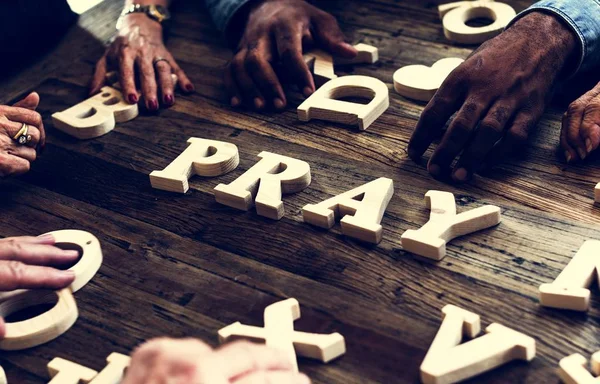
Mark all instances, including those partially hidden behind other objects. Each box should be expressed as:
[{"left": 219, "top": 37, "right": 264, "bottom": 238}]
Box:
[{"left": 1, "top": 0, "right": 599, "bottom": 382}]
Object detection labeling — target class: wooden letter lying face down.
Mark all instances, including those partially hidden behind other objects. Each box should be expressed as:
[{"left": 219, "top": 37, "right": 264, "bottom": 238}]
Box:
[
  {"left": 303, "top": 43, "right": 379, "bottom": 86},
  {"left": 438, "top": 0, "right": 516, "bottom": 44},
  {"left": 420, "top": 305, "right": 536, "bottom": 384},
  {"left": 297, "top": 75, "right": 389, "bottom": 130},
  {"left": 302, "top": 177, "right": 394, "bottom": 244},
  {"left": 214, "top": 152, "right": 311, "bottom": 220},
  {"left": 539, "top": 240, "right": 600, "bottom": 311},
  {"left": 558, "top": 351, "right": 600, "bottom": 384},
  {"left": 52, "top": 86, "right": 138, "bottom": 139},
  {"left": 48, "top": 353, "right": 131, "bottom": 384},
  {"left": 393, "top": 58, "right": 464, "bottom": 101},
  {"left": 150, "top": 138, "right": 240, "bottom": 193},
  {"left": 218, "top": 298, "right": 346, "bottom": 372},
  {"left": 401, "top": 191, "right": 501, "bottom": 260}
]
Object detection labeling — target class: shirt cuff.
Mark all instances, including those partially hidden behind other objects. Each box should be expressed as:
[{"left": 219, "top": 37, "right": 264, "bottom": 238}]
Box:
[
  {"left": 204, "top": 0, "right": 252, "bottom": 32},
  {"left": 506, "top": 0, "right": 600, "bottom": 75}
]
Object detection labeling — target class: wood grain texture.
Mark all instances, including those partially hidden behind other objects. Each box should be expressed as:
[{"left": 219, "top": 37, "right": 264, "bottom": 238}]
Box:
[{"left": 1, "top": 0, "right": 600, "bottom": 383}]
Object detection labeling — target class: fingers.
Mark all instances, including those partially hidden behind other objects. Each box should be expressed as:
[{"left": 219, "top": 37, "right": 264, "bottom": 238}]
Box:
[
  {"left": 3, "top": 106, "right": 45, "bottom": 150},
  {"left": 216, "top": 341, "right": 294, "bottom": 379},
  {"left": 579, "top": 96, "right": 600, "bottom": 155},
  {"left": 233, "top": 371, "right": 311, "bottom": 384},
  {"left": 0, "top": 154, "right": 31, "bottom": 177},
  {"left": 0, "top": 261, "right": 75, "bottom": 291},
  {"left": 155, "top": 60, "right": 175, "bottom": 106},
  {"left": 168, "top": 55, "right": 195, "bottom": 93},
  {"left": 427, "top": 99, "right": 487, "bottom": 178},
  {"left": 274, "top": 23, "right": 315, "bottom": 98},
  {"left": 0, "top": 241, "right": 79, "bottom": 266},
  {"left": 1, "top": 119, "right": 41, "bottom": 149},
  {"left": 119, "top": 49, "right": 139, "bottom": 105},
  {"left": 454, "top": 102, "right": 514, "bottom": 182},
  {"left": 485, "top": 111, "right": 539, "bottom": 167},
  {"left": 562, "top": 98, "right": 588, "bottom": 161},
  {"left": 90, "top": 55, "right": 108, "bottom": 96},
  {"left": 244, "top": 41, "right": 286, "bottom": 109},
  {"left": 0, "top": 317, "right": 5, "bottom": 339},
  {"left": 408, "top": 87, "right": 464, "bottom": 160},
  {"left": 312, "top": 12, "right": 357, "bottom": 59},
  {"left": 9, "top": 146, "right": 37, "bottom": 162},
  {"left": 0, "top": 234, "right": 56, "bottom": 245},
  {"left": 561, "top": 112, "right": 579, "bottom": 163},
  {"left": 231, "top": 49, "right": 265, "bottom": 110},
  {"left": 225, "top": 62, "right": 243, "bottom": 107},
  {"left": 13, "top": 92, "right": 40, "bottom": 110},
  {"left": 138, "top": 57, "right": 159, "bottom": 111}
]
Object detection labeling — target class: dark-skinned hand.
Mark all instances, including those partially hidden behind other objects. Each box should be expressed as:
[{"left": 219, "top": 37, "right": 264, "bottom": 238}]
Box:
[
  {"left": 225, "top": 0, "right": 358, "bottom": 111},
  {"left": 561, "top": 80, "right": 600, "bottom": 162},
  {"left": 408, "top": 12, "right": 578, "bottom": 182}
]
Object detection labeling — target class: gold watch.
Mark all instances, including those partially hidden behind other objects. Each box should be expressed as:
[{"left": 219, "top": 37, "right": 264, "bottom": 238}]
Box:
[{"left": 116, "top": 4, "right": 171, "bottom": 29}]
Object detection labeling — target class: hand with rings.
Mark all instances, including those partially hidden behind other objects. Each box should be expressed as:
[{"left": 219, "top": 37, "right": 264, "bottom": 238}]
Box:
[
  {"left": 90, "top": 11, "right": 194, "bottom": 111},
  {"left": 0, "top": 92, "right": 45, "bottom": 178}
]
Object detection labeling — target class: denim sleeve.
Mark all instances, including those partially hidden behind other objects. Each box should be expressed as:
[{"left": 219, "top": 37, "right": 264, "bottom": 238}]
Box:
[
  {"left": 507, "top": 0, "right": 600, "bottom": 74},
  {"left": 204, "top": 0, "right": 251, "bottom": 32}
]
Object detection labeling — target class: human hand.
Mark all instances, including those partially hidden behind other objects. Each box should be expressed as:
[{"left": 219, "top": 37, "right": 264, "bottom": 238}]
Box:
[
  {"left": 225, "top": 0, "right": 357, "bottom": 110},
  {"left": 0, "top": 92, "right": 46, "bottom": 177},
  {"left": 0, "top": 234, "right": 78, "bottom": 338},
  {"left": 561, "top": 81, "right": 600, "bottom": 162},
  {"left": 408, "top": 12, "right": 578, "bottom": 182},
  {"left": 122, "top": 338, "right": 310, "bottom": 384},
  {"left": 90, "top": 13, "right": 194, "bottom": 111}
]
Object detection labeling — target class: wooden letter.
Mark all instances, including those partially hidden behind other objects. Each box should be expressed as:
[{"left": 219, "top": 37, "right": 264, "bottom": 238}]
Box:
[
  {"left": 393, "top": 58, "right": 464, "bottom": 101},
  {"left": 401, "top": 191, "right": 501, "bottom": 260},
  {"left": 421, "top": 305, "right": 536, "bottom": 384},
  {"left": 297, "top": 75, "right": 389, "bottom": 130},
  {"left": 336, "top": 43, "right": 379, "bottom": 65},
  {"left": 218, "top": 298, "right": 345, "bottom": 370},
  {"left": 595, "top": 183, "right": 600, "bottom": 203},
  {"left": 214, "top": 152, "right": 311, "bottom": 220},
  {"left": 52, "top": 87, "right": 138, "bottom": 140},
  {"left": 539, "top": 240, "right": 600, "bottom": 311},
  {"left": 150, "top": 138, "right": 240, "bottom": 193},
  {"left": 439, "top": 0, "right": 516, "bottom": 44},
  {"left": 89, "top": 353, "right": 131, "bottom": 384},
  {"left": 48, "top": 358, "right": 98, "bottom": 384},
  {"left": 302, "top": 177, "right": 394, "bottom": 244},
  {"left": 0, "top": 288, "right": 78, "bottom": 351},
  {"left": 558, "top": 352, "right": 600, "bottom": 384},
  {"left": 0, "top": 366, "right": 5, "bottom": 384},
  {"left": 304, "top": 50, "right": 337, "bottom": 87}
]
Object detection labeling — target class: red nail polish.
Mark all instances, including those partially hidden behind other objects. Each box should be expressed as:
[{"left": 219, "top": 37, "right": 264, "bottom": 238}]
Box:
[
  {"left": 148, "top": 100, "right": 158, "bottom": 111},
  {"left": 185, "top": 84, "right": 195, "bottom": 92},
  {"left": 128, "top": 94, "right": 138, "bottom": 104},
  {"left": 165, "top": 94, "right": 174, "bottom": 105}
]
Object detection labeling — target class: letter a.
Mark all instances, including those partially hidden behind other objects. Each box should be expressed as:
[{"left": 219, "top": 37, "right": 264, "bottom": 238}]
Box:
[
  {"left": 302, "top": 177, "right": 394, "bottom": 244},
  {"left": 420, "top": 305, "right": 535, "bottom": 384},
  {"left": 214, "top": 152, "right": 311, "bottom": 220},
  {"left": 539, "top": 240, "right": 600, "bottom": 311},
  {"left": 150, "top": 138, "right": 240, "bottom": 193},
  {"left": 297, "top": 75, "right": 389, "bottom": 130},
  {"left": 401, "top": 191, "right": 501, "bottom": 260}
]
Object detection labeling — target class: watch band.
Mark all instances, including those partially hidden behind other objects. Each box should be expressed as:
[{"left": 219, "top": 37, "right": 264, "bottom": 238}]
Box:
[{"left": 116, "top": 4, "right": 170, "bottom": 30}]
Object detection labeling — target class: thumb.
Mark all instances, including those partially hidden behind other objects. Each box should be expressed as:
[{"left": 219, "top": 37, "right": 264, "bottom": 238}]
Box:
[
  {"left": 13, "top": 92, "right": 40, "bottom": 110},
  {"left": 313, "top": 14, "right": 357, "bottom": 59},
  {"left": 0, "top": 317, "right": 5, "bottom": 340}
]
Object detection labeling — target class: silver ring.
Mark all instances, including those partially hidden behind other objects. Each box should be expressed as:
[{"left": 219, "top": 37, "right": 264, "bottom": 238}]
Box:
[{"left": 153, "top": 57, "right": 170, "bottom": 67}]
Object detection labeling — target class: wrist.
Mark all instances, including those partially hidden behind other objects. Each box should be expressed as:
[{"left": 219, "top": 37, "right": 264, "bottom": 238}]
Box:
[
  {"left": 511, "top": 11, "right": 579, "bottom": 77},
  {"left": 118, "top": 13, "right": 163, "bottom": 35}
]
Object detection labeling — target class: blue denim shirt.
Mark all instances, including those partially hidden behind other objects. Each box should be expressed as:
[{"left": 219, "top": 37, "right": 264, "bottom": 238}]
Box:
[
  {"left": 510, "top": 0, "right": 600, "bottom": 74},
  {"left": 204, "top": 0, "right": 250, "bottom": 32}
]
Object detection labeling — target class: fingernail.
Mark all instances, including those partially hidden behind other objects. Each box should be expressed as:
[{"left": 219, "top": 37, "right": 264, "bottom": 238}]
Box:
[
  {"left": 342, "top": 42, "right": 358, "bottom": 52},
  {"left": 230, "top": 96, "right": 240, "bottom": 107},
  {"left": 428, "top": 164, "right": 441, "bottom": 177},
  {"left": 37, "top": 234, "right": 55, "bottom": 243},
  {"left": 148, "top": 99, "right": 159, "bottom": 111},
  {"left": 453, "top": 168, "right": 469, "bottom": 182},
  {"left": 164, "top": 94, "right": 174, "bottom": 106},
  {"left": 586, "top": 138, "right": 593, "bottom": 154},
  {"left": 64, "top": 250, "right": 80, "bottom": 258},
  {"left": 128, "top": 94, "right": 138, "bottom": 104},
  {"left": 254, "top": 97, "right": 264, "bottom": 109},
  {"left": 185, "top": 84, "right": 195, "bottom": 92},
  {"left": 61, "top": 270, "right": 76, "bottom": 279},
  {"left": 273, "top": 98, "right": 285, "bottom": 109},
  {"left": 303, "top": 87, "right": 314, "bottom": 97},
  {"left": 565, "top": 151, "right": 572, "bottom": 163},
  {"left": 577, "top": 147, "right": 587, "bottom": 160}
]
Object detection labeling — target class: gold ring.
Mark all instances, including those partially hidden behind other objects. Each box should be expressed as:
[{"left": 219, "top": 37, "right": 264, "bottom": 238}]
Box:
[{"left": 13, "top": 124, "right": 29, "bottom": 145}]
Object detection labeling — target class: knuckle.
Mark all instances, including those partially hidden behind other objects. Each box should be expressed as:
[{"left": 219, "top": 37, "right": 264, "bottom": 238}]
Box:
[
  {"left": 449, "top": 118, "right": 473, "bottom": 137},
  {"left": 7, "top": 260, "right": 25, "bottom": 284},
  {"left": 567, "top": 101, "right": 585, "bottom": 116},
  {"left": 479, "top": 119, "right": 504, "bottom": 136},
  {"left": 244, "top": 51, "right": 263, "bottom": 72}
]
